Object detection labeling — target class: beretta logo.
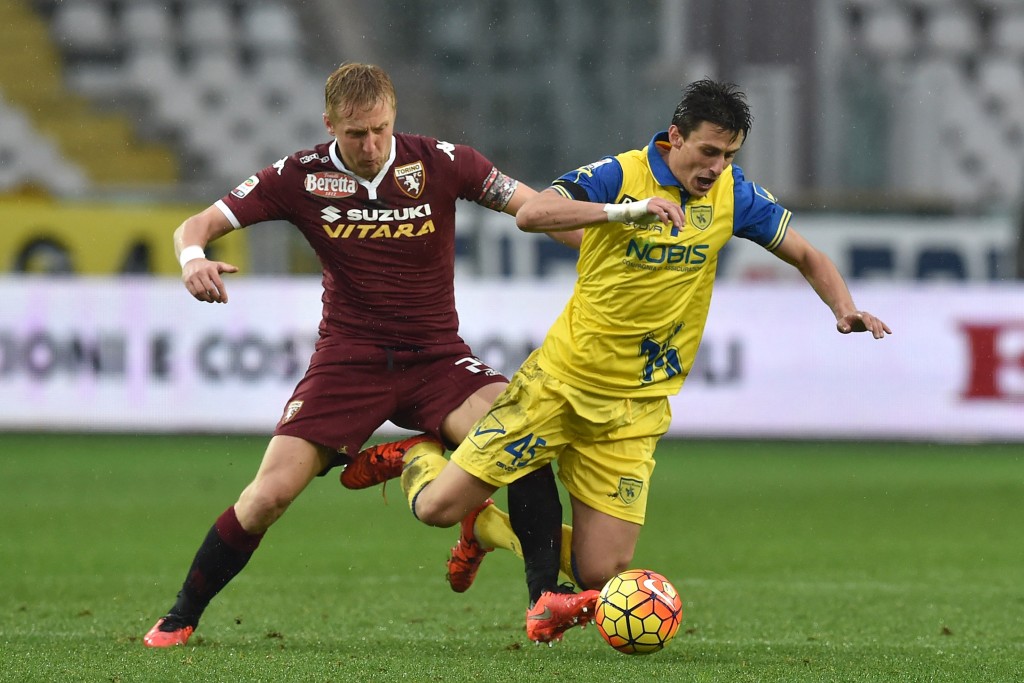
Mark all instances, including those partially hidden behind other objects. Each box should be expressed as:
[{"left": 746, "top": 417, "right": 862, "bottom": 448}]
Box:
[{"left": 305, "top": 172, "right": 357, "bottom": 198}]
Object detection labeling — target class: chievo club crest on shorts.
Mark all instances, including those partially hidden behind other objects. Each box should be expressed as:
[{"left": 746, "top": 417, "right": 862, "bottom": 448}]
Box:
[{"left": 616, "top": 477, "right": 643, "bottom": 504}]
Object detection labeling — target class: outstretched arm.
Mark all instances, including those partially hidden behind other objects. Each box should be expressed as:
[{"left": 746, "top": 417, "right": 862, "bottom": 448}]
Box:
[
  {"left": 173, "top": 204, "right": 239, "bottom": 304},
  {"left": 501, "top": 180, "right": 585, "bottom": 250},
  {"left": 773, "top": 228, "right": 892, "bottom": 339},
  {"left": 516, "top": 188, "right": 686, "bottom": 233}
]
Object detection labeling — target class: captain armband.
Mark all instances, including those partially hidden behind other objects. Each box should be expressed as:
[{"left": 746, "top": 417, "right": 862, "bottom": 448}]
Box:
[{"left": 478, "top": 169, "right": 519, "bottom": 211}]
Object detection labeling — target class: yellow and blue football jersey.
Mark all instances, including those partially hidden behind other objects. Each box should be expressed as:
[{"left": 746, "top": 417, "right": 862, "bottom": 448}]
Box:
[{"left": 538, "top": 131, "right": 791, "bottom": 397}]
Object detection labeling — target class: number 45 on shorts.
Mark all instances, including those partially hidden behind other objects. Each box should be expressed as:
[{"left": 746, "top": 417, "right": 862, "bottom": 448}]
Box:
[{"left": 505, "top": 434, "right": 546, "bottom": 468}]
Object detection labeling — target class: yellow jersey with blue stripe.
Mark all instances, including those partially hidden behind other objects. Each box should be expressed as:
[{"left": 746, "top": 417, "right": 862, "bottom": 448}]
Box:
[{"left": 538, "top": 131, "right": 791, "bottom": 397}]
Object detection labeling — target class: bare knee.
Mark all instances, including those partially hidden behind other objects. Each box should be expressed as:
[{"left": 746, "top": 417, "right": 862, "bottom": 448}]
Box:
[
  {"left": 234, "top": 435, "right": 329, "bottom": 534},
  {"left": 568, "top": 500, "right": 640, "bottom": 591},
  {"left": 574, "top": 549, "right": 633, "bottom": 591},
  {"left": 409, "top": 463, "right": 497, "bottom": 528},
  {"left": 411, "top": 489, "right": 463, "bottom": 528},
  {"left": 235, "top": 482, "right": 297, "bottom": 534}
]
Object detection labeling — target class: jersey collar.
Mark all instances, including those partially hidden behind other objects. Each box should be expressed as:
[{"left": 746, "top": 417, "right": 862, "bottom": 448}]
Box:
[
  {"left": 328, "top": 136, "right": 398, "bottom": 200},
  {"left": 648, "top": 131, "right": 689, "bottom": 200}
]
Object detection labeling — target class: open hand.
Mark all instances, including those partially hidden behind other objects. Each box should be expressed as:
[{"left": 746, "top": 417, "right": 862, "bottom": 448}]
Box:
[{"left": 837, "top": 311, "right": 891, "bottom": 339}]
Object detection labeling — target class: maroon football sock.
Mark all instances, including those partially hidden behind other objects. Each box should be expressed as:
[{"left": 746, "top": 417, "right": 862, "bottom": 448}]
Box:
[{"left": 168, "top": 506, "right": 264, "bottom": 624}]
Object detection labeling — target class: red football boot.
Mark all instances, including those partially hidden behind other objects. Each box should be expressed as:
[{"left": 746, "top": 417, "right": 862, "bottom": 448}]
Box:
[
  {"left": 525, "top": 588, "right": 600, "bottom": 644},
  {"left": 446, "top": 498, "right": 495, "bottom": 592},
  {"left": 340, "top": 434, "right": 442, "bottom": 489},
  {"left": 143, "top": 616, "right": 195, "bottom": 648}
]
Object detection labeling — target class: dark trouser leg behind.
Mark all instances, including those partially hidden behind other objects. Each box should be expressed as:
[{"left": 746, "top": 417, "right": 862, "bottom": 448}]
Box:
[{"left": 507, "top": 464, "right": 563, "bottom": 604}]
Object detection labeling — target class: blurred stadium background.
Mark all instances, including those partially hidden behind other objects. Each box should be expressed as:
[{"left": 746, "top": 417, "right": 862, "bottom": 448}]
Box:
[
  {"left": 1, "top": 0, "right": 1022, "bottom": 441},
  {"left": 1, "top": 4, "right": 1022, "bottom": 679}
]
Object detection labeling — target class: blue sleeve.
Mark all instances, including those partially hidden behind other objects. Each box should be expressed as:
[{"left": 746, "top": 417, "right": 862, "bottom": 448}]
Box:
[
  {"left": 731, "top": 166, "right": 790, "bottom": 251},
  {"left": 550, "top": 156, "right": 624, "bottom": 204}
]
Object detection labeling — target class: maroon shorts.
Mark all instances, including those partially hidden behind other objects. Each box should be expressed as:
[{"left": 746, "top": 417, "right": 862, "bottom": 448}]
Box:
[{"left": 273, "top": 341, "right": 507, "bottom": 470}]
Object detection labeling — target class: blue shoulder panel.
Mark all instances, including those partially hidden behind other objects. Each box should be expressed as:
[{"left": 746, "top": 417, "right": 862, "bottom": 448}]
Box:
[{"left": 731, "top": 165, "right": 790, "bottom": 250}]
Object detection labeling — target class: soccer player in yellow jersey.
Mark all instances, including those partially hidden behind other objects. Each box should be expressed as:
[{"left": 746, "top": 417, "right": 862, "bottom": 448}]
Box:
[{"left": 347, "top": 78, "right": 891, "bottom": 643}]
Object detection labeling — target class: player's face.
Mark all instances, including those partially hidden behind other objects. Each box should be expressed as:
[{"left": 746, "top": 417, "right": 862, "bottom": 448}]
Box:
[
  {"left": 324, "top": 99, "right": 395, "bottom": 180},
  {"left": 665, "top": 121, "right": 744, "bottom": 197}
]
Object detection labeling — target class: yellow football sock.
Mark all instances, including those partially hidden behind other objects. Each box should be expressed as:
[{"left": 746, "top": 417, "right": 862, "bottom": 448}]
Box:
[
  {"left": 474, "top": 505, "right": 575, "bottom": 583},
  {"left": 472, "top": 504, "right": 517, "bottom": 553},
  {"left": 400, "top": 440, "right": 447, "bottom": 511},
  {"left": 558, "top": 524, "right": 572, "bottom": 582}
]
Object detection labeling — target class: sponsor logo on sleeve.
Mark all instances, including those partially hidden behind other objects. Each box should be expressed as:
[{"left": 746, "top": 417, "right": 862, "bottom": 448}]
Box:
[
  {"left": 299, "top": 152, "right": 329, "bottom": 164},
  {"left": 753, "top": 183, "right": 777, "bottom": 203},
  {"left": 231, "top": 175, "right": 259, "bottom": 198}
]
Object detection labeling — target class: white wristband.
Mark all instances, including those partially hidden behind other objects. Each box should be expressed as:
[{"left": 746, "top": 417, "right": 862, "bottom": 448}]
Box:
[
  {"left": 178, "top": 245, "right": 206, "bottom": 268},
  {"left": 604, "top": 198, "right": 651, "bottom": 223}
]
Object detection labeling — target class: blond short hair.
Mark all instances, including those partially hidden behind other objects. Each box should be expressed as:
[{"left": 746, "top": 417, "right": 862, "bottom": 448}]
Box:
[{"left": 324, "top": 63, "right": 397, "bottom": 123}]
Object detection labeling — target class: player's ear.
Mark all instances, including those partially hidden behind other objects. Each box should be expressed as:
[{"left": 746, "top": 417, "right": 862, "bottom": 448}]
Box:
[{"left": 667, "top": 125, "right": 683, "bottom": 148}]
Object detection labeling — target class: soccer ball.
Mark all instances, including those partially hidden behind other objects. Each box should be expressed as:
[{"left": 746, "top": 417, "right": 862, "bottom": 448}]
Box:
[{"left": 594, "top": 568, "right": 683, "bottom": 655}]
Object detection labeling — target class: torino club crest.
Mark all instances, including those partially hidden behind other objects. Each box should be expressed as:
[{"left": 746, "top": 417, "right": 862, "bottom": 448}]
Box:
[{"left": 394, "top": 161, "right": 425, "bottom": 198}]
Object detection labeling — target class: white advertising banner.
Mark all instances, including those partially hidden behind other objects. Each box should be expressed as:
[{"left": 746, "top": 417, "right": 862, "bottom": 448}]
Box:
[
  {"left": 0, "top": 277, "right": 1021, "bottom": 441},
  {"left": 461, "top": 208, "right": 1019, "bottom": 281}
]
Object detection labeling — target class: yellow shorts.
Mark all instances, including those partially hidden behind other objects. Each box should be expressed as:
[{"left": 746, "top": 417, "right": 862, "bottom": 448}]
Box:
[{"left": 451, "top": 352, "right": 672, "bottom": 524}]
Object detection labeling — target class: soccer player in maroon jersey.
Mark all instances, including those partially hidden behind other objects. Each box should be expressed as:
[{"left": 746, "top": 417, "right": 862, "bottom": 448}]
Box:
[{"left": 143, "top": 63, "right": 582, "bottom": 647}]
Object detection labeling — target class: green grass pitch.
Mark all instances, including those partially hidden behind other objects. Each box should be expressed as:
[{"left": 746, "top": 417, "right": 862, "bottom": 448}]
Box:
[{"left": 0, "top": 434, "right": 1021, "bottom": 682}]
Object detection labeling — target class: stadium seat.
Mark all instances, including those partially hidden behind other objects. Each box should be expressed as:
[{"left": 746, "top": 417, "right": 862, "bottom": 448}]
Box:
[
  {"left": 992, "top": 10, "right": 1024, "bottom": 56},
  {"left": 0, "top": 101, "right": 87, "bottom": 194},
  {"left": 250, "top": 118, "right": 302, "bottom": 168},
  {"left": 49, "top": 0, "right": 117, "bottom": 59},
  {"left": 861, "top": 7, "right": 915, "bottom": 60},
  {"left": 923, "top": 8, "right": 981, "bottom": 58},
  {"left": 186, "top": 48, "right": 245, "bottom": 91},
  {"left": 120, "top": 2, "right": 175, "bottom": 50},
  {"left": 241, "top": 2, "right": 303, "bottom": 54},
  {"left": 0, "top": 107, "right": 38, "bottom": 189},
  {"left": 251, "top": 52, "right": 310, "bottom": 96},
  {"left": 987, "top": 145, "right": 1024, "bottom": 201},
  {"left": 180, "top": 4, "right": 236, "bottom": 53},
  {"left": 149, "top": 74, "right": 202, "bottom": 133},
  {"left": 976, "top": 56, "right": 1024, "bottom": 113},
  {"left": 66, "top": 60, "right": 134, "bottom": 100},
  {"left": 123, "top": 47, "right": 181, "bottom": 99}
]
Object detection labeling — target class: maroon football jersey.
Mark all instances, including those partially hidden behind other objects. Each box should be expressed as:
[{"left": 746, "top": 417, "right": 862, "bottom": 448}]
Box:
[{"left": 216, "top": 133, "right": 500, "bottom": 347}]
